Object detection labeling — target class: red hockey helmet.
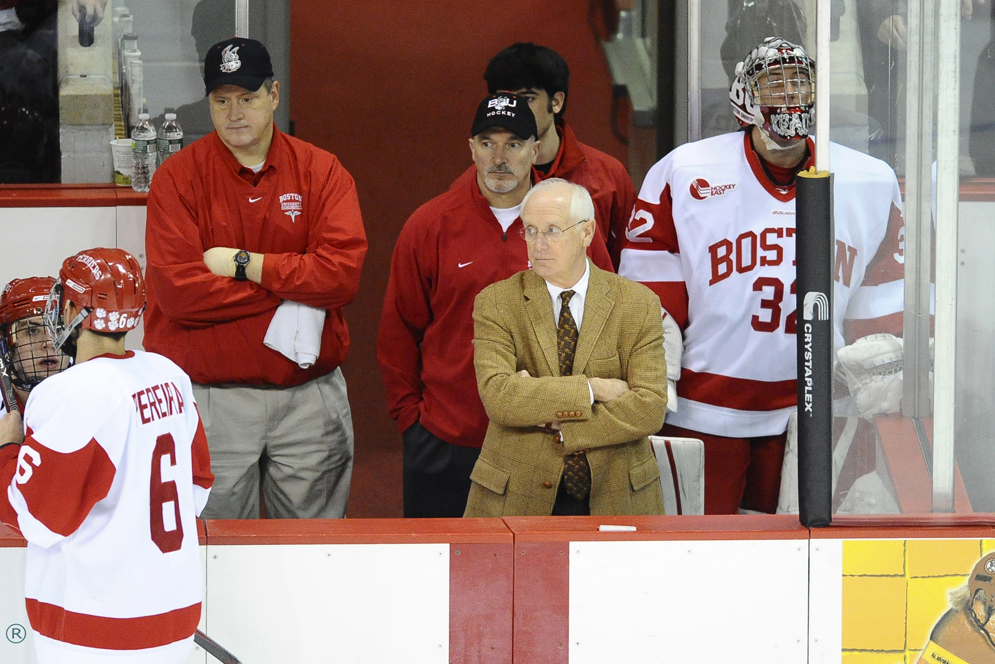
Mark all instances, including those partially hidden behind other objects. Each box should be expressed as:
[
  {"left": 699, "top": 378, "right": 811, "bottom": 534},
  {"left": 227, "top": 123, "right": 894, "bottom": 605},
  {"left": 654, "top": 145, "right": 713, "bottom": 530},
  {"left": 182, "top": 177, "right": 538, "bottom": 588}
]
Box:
[
  {"left": 0, "top": 277, "right": 53, "bottom": 326},
  {"left": 46, "top": 248, "right": 146, "bottom": 352},
  {"left": 0, "top": 277, "right": 71, "bottom": 389},
  {"left": 729, "top": 37, "right": 815, "bottom": 148}
]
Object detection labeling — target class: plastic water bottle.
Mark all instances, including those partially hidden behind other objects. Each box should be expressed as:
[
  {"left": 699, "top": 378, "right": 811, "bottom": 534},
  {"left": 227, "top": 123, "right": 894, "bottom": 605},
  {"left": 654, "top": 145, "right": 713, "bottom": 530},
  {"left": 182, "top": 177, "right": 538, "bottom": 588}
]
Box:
[
  {"left": 131, "top": 113, "right": 157, "bottom": 192},
  {"left": 157, "top": 112, "right": 183, "bottom": 165}
]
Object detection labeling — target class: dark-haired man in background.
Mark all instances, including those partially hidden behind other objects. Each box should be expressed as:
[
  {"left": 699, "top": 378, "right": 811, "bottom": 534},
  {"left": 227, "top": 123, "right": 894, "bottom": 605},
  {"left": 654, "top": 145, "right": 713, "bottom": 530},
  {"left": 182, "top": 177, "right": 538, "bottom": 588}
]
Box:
[{"left": 455, "top": 42, "right": 636, "bottom": 269}]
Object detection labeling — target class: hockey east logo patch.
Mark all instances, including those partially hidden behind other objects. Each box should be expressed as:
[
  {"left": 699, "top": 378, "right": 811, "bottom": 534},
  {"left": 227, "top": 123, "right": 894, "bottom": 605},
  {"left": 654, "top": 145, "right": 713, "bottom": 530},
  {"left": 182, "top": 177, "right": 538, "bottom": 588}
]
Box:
[
  {"left": 689, "top": 178, "right": 737, "bottom": 200},
  {"left": 280, "top": 193, "right": 302, "bottom": 222}
]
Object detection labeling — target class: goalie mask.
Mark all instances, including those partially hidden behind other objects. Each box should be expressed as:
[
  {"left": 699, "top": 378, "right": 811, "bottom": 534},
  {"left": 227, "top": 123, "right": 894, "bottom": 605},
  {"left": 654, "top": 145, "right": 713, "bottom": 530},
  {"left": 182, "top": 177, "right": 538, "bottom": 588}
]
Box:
[
  {"left": 0, "top": 277, "right": 71, "bottom": 390},
  {"left": 730, "top": 37, "right": 815, "bottom": 150},
  {"left": 46, "top": 248, "right": 146, "bottom": 355}
]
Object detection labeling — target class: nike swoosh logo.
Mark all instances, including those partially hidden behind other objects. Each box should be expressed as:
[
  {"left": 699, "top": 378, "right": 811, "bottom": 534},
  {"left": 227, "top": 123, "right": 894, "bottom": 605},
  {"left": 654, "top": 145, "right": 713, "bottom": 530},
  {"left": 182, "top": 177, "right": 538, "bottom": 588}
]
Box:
[
  {"left": 458, "top": 261, "right": 473, "bottom": 268},
  {"left": 249, "top": 196, "right": 263, "bottom": 203}
]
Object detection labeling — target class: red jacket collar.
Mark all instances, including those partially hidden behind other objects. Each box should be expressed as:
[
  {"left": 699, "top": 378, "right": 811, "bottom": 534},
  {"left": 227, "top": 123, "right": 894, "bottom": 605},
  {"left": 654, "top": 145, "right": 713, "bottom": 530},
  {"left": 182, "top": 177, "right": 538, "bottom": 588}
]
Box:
[
  {"left": 211, "top": 122, "right": 284, "bottom": 179},
  {"left": 534, "top": 119, "right": 587, "bottom": 182}
]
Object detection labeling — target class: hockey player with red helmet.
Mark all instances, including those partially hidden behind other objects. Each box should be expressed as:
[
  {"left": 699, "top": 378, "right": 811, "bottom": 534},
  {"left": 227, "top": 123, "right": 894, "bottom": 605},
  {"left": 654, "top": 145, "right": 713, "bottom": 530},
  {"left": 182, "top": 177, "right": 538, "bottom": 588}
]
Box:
[
  {"left": 0, "top": 248, "right": 214, "bottom": 663},
  {"left": 0, "top": 276, "right": 71, "bottom": 412},
  {"left": 618, "top": 38, "right": 905, "bottom": 514}
]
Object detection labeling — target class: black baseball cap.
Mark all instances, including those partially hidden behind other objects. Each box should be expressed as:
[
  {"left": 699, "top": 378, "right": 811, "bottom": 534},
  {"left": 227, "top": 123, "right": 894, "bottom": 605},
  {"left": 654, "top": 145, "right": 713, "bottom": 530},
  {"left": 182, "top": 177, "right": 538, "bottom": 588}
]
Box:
[
  {"left": 470, "top": 93, "right": 537, "bottom": 141},
  {"left": 204, "top": 38, "right": 274, "bottom": 95}
]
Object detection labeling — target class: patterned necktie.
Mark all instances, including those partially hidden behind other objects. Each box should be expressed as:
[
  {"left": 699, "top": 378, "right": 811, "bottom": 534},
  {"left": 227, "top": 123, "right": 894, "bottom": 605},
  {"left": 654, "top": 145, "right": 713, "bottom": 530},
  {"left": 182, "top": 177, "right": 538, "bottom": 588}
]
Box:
[{"left": 557, "top": 291, "right": 591, "bottom": 500}]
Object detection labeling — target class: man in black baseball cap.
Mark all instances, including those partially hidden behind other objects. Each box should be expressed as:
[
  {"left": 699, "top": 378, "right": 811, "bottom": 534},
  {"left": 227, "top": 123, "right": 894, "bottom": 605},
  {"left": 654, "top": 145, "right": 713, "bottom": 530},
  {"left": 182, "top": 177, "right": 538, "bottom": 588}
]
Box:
[
  {"left": 198, "top": 37, "right": 279, "bottom": 162},
  {"left": 377, "top": 92, "right": 613, "bottom": 519},
  {"left": 143, "top": 37, "right": 367, "bottom": 522},
  {"left": 203, "top": 37, "right": 274, "bottom": 96},
  {"left": 470, "top": 92, "right": 538, "bottom": 143},
  {"left": 468, "top": 93, "right": 538, "bottom": 200}
]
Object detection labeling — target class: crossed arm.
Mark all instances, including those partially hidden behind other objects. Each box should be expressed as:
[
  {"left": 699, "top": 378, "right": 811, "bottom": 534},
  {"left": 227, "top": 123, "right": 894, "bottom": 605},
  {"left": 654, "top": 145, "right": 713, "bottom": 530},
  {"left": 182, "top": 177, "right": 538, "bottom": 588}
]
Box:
[
  {"left": 146, "top": 160, "right": 366, "bottom": 326},
  {"left": 473, "top": 288, "right": 668, "bottom": 455}
]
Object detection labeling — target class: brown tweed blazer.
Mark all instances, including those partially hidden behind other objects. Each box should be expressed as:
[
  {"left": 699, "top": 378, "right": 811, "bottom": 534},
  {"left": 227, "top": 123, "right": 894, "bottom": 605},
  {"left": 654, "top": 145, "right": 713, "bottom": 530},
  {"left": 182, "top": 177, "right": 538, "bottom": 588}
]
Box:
[{"left": 464, "top": 262, "right": 668, "bottom": 517}]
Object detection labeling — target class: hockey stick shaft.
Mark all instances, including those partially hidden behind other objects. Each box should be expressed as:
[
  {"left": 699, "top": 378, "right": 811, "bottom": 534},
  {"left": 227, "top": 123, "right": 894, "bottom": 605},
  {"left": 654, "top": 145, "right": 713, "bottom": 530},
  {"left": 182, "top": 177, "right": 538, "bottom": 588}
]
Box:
[
  {"left": 0, "top": 354, "right": 18, "bottom": 414},
  {"left": 195, "top": 629, "right": 242, "bottom": 664}
]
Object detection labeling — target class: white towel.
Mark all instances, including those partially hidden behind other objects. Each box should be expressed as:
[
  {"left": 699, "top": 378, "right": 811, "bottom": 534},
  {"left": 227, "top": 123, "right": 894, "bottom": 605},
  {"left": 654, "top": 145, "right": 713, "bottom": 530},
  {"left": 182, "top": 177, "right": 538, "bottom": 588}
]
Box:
[{"left": 263, "top": 300, "right": 325, "bottom": 369}]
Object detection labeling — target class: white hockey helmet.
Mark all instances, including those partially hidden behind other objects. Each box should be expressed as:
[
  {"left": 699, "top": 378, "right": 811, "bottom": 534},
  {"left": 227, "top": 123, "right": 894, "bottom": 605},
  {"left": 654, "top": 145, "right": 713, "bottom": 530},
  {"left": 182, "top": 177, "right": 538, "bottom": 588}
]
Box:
[{"left": 729, "top": 37, "right": 816, "bottom": 147}]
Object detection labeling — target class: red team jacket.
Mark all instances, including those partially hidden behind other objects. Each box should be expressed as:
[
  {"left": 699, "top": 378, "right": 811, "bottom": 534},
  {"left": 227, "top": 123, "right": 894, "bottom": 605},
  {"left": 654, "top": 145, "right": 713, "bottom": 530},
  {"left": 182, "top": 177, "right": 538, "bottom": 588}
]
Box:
[
  {"left": 451, "top": 119, "right": 637, "bottom": 269},
  {"left": 144, "top": 127, "right": 367, "bottom": 386},
  {"left": 378, "top": 171, "right": 615, "bottom": 448}
]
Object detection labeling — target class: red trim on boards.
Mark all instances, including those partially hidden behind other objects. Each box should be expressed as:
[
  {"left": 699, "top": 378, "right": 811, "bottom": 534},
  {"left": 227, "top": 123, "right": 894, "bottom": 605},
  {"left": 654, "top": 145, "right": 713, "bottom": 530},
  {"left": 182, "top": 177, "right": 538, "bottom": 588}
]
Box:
[
  {"left": 811, "top": 516, "right": 995, "bottom": 539},
  {"left": 203, "top": 516, "right": 511, "bottom": 545},
  {"left": 0, "top": 184, "right": 148, "bottom": 207},
  {"left": 514, "top": 541, "right": 569, "bottom": 664},
  {"left": 503, "top": 515, "right": 810, "bottom": 542},
  {"left": 450, "top": 540, "right": 514, "bottom": 663},
  {"left": 0, "top": 522, "right": 24, "bottom": 547}
]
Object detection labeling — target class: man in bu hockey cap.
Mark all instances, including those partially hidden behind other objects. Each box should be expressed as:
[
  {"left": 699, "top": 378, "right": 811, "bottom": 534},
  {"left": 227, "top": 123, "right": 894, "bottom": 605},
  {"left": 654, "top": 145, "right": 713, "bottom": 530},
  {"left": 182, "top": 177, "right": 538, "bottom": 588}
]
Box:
[
  {"left": 144, "top": 37, "right": 367, "bottom": 520},
  {"left": 377, "top": 94, "right": 614, "bottom": 518},
  {"left": 469, "top": 93, "right": 539, "bottom": 142}
]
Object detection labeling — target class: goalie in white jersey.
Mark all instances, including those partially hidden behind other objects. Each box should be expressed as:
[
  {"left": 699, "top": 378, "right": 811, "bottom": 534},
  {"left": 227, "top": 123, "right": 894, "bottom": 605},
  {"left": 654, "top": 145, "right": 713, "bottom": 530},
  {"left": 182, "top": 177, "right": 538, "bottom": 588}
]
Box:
[
  {"left": 618, "top": 38, "right": 905, "bottom": 515},
  {"left": 0, "top": 248, "right": 214, "bottom": 664}
]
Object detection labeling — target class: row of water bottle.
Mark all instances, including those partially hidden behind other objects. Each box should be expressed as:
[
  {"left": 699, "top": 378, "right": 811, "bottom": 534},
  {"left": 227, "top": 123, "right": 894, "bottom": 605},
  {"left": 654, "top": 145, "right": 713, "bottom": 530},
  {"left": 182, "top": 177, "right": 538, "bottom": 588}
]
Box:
[{"left": 131, "top": 112, "right": 183, "bottom": 193}]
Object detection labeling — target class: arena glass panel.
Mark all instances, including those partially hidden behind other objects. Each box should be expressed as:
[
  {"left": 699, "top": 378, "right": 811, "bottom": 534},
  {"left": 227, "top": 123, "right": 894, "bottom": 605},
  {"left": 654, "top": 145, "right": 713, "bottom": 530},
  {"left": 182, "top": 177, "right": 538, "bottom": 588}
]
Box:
[
  {"left": 0, "top": 0, "right": 287, "bottom": 185},
  {"left": 691, "top": 0, "right": 995, "bottom": 517},
  {"left": 948, "top": 0, "right": 995, "bottom": 514}
]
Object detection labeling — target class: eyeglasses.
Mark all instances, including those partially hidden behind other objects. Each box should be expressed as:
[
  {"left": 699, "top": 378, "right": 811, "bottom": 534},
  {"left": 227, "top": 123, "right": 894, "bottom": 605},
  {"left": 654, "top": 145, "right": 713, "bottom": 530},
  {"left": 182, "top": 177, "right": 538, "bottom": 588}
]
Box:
[{"left": 520, "top": 219, "right": 588, "bottom": 243}]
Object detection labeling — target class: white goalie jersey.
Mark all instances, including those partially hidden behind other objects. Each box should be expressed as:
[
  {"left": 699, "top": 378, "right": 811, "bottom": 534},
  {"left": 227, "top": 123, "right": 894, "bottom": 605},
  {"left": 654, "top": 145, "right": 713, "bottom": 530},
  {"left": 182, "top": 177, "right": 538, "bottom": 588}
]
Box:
[
  {"left": 6, "top": 350, "right": 213, "bottom": 662},
  {"left": 619, "top": 131, "right": 905, "bottom": 438}
]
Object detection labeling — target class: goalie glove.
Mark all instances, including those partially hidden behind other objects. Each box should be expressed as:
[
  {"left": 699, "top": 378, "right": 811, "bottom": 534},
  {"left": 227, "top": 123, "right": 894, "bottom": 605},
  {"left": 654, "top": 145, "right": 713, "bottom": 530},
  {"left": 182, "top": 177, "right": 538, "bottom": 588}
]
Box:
[
  {"left": 662, "top": 308, "right": 682, "bottom": 414},
  {"left": 836, "top": 333, "right": 905, "bottom": 416}
]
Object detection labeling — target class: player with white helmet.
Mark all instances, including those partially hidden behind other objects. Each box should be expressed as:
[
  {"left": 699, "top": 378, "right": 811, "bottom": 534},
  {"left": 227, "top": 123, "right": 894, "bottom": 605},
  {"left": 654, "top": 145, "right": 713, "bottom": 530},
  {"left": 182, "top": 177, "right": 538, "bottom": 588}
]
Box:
[
  {"left": 729, "top": 37, "right": 816, "bottom": 152},
  {"left": 0, "top": 277, "right": 71, "bottom": 412},
  {"left": 618, "top": 37, "right": 905, "bottom": 514},
  {"left": 0, "top": 248, "right": 214, "bottom": 664}
]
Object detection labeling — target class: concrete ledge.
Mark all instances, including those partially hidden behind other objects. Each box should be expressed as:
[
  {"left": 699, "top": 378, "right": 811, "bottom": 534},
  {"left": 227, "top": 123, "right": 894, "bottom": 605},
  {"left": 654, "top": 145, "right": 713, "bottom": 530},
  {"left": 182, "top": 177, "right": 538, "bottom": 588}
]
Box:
[{"left": 59, "top": 74, "right": 113, "bottom": 125}]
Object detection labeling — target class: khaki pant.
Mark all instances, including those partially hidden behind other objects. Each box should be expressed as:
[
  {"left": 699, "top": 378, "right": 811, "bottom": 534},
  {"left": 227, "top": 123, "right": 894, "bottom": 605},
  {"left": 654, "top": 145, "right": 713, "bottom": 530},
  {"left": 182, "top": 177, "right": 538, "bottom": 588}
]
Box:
[{"left": 194, "top": 368, "right": 353, "bottom": 519}]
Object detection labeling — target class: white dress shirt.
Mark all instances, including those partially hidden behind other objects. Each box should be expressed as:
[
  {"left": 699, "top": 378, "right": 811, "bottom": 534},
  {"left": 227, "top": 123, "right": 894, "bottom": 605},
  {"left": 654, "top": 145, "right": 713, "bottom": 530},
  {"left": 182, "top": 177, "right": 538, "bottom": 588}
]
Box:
[{"left": 544, "top": 258, "right": 590, "bottom": 331}]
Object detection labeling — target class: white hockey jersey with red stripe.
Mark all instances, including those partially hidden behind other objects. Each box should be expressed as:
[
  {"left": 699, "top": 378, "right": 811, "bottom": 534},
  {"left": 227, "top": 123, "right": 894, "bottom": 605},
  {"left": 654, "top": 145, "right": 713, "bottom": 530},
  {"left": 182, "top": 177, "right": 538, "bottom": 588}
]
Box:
[
  {"left": 618, "top": 131, "right": 904, "bottom": 437},
  {"left": 7, "top": 350, "right": 213, "bottom": 659}
]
